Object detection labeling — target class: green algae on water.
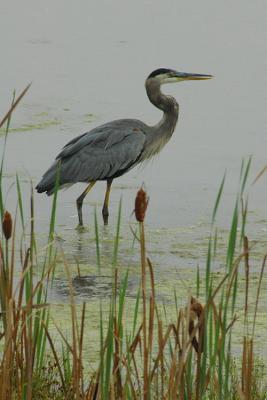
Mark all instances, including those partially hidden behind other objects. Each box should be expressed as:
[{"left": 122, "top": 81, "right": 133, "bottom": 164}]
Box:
[{"left": 0, "top": 119, "right": 61, "bottom": 134}]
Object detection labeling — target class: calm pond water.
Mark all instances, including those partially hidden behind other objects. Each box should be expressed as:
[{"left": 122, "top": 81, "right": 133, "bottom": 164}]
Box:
[{"left": 1, "top": 0, "right": 267, "bottom": 358}]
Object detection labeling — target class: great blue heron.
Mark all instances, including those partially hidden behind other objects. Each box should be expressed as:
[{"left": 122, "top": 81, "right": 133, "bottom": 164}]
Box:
[{"left": 36, "top": 68, "right": 212, "bottom": 226}]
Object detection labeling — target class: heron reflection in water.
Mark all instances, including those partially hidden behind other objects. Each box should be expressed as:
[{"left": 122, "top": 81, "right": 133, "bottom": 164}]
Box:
[{"left": 36, "top": 68, "right": 212, "bottom": 226}]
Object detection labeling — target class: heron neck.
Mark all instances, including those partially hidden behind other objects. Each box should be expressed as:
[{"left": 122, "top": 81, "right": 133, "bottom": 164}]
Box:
[
  {"left": 140, "top": 79, "right": 179, "bottom": 160},
  {"left": 145, "top": 79, "right": 179, "bottom": 136}
]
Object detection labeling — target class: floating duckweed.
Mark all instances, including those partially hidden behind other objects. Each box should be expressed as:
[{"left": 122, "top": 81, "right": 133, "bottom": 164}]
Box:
[{"left": 84, "top": 113, "right": 96, "bottom": 123}]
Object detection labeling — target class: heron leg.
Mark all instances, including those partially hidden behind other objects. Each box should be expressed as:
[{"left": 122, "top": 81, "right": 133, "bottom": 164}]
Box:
[
  {"left": 76, "top": 181, "right": 96, "bottom": 226},
  {"left": 102, "top": 179, "right": 113, "bottom": 225}
]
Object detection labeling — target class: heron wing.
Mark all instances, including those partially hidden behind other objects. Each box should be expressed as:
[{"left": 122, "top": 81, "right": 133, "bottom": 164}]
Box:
[{"left": 57, "top": 120, "right": 146, "bottom": 183}]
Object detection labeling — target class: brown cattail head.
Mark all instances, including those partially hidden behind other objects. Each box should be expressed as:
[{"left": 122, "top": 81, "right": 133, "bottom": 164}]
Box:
[
  {"left": 188, "top": 297, "right": 205, "bottom": 353},
  {"left": 2, "top": 211, "right": 12, "bottom": 240},
  {"left": 135, "top": 188, "right": 149, "bottom": 222},
  {"left": 190, "top": 296, "right": 204, "bottom": 318}
]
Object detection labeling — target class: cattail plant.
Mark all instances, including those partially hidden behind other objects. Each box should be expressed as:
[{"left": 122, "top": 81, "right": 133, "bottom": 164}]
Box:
[
  {"left": 135, "top": 187, "right": 150, "bottom": 399},
  {"left": 0, "top": 210, "right": 13, "bottom": 332}
]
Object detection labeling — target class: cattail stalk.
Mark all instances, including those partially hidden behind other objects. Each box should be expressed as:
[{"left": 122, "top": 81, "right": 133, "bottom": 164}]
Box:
[{"left": 140, "top": 220, "right": 148, "bottom": 399}]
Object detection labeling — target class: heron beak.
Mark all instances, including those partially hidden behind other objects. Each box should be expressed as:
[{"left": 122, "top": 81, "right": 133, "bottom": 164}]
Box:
[{"left": 177, "top": 72, "right": 213, "bottom": 81}]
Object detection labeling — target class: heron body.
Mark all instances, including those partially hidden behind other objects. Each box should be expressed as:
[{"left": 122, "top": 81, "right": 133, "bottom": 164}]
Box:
[{"left": 36, "top": 68, "right": 212, "bottom": 226}]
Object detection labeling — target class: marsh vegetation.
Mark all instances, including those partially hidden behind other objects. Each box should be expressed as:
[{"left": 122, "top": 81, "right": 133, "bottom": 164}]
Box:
[{"left": 1, "top": 88, "right": 267, "bottom": 400}]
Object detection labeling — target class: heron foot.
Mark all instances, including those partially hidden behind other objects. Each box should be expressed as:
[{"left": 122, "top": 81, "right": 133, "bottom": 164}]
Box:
[
  {"left": 102, "top": 206, "right": 109, "bottom": 225},
  {"left": 77, "top": 216, "right": 84, "bottom": 227},
  {"left": 76, "top": 199, "right": 84, "bottom": 227},
  {"left": 75, "top": 224, "right": 88, "bottom": 232}
]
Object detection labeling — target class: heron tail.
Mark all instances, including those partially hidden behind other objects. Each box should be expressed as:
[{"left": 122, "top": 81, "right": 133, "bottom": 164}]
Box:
[
  {"left": 36, "top": 161, "right": 59, "bottom": 196},
  {"left": 36, "top": 180, "right": 57, "bottom": 196}
]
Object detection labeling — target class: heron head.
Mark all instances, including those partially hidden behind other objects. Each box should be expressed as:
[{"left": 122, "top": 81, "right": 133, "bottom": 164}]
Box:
[{"left": 147, "top": 68, "right": 213, "bottom": 84}]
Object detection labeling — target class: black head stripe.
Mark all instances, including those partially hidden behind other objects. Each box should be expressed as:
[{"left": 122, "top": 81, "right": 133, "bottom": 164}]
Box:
[{"left": 148, "top": 68, "right": 174, "bottom": 78}]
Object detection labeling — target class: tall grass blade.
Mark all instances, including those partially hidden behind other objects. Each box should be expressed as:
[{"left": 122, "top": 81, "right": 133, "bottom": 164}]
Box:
[{"left": 211, "top": 172, "right": 226, "bottom": 224}]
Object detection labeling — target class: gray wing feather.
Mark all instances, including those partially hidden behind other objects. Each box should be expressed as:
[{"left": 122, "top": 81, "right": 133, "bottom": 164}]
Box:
[
  {"left": 57, "top": 121, "right": 146, "bottom": 183},
  {"left": 57, "top": 121, "right": 142, "bottom": 158}
]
